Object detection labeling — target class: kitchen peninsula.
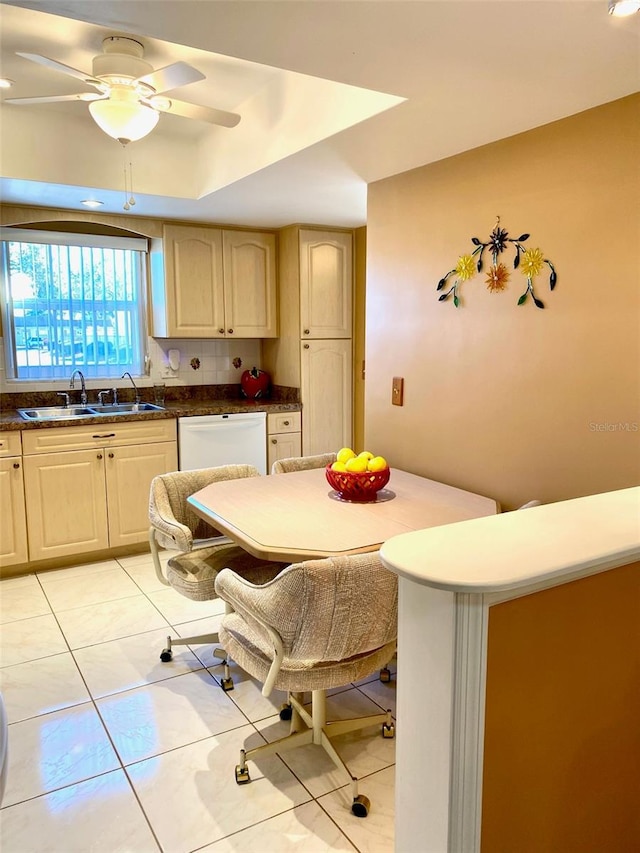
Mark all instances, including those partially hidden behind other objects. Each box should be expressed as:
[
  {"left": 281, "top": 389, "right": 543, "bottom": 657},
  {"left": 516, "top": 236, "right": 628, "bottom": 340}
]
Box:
[{"left": 380, "top": 487, "right": 640, "bottom": 853}]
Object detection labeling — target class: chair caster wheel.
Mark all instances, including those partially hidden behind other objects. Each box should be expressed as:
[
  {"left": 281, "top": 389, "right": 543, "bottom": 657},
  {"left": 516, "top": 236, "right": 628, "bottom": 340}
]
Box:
[
  {"left": 160, "top": 649, "right": 172, "bottom": 662},
  {"left": 379, "top": 667, "right": 391, "bottom": 683},
  {"left": 351, "top": 794, "right": 370, "bottom": 817},
  {"left": 279, "top": 704, "right": 293, "bottom": 721},
  {"left": 382, "top": 722, "right": 395, "bottom": 738},
  {"left": 235, "top": 765, "right": 250, "bottom": 784},
  {"left": 221, "top": 677, "right": 234, "bottom": 692}
]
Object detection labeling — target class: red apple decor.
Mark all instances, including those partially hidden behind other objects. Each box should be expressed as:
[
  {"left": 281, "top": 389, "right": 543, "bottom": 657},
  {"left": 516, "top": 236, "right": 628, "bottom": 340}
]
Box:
[{"left": 241, "top": 367, "right": 271, "bottom": 399}]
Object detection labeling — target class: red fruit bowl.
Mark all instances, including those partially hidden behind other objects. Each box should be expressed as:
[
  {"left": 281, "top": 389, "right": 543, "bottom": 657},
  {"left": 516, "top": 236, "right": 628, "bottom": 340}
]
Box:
[{"left": 325, "top": 463, "right": 391, "bottom": 502}]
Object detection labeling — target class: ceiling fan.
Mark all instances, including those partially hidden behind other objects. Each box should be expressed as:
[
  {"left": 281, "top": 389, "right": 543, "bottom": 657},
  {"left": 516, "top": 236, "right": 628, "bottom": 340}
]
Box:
[{"left": 5, "top": 36, "right": 241, "bottom": 145}]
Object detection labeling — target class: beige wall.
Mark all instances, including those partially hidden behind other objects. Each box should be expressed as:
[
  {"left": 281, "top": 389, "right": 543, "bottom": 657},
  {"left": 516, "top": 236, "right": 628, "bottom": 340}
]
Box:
[{"left": 365, "top": 95, "right": 639, "bottom": 509}]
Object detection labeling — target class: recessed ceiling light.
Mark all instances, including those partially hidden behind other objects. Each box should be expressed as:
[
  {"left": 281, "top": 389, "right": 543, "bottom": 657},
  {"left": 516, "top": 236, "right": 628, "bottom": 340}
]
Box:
[
  {"left": 0, "top": 78, "right": 14, "bottom": 89},
  {"left": 608, "top": 0, "right": 640, "bottom": 16},
  {"left": 81, "top": 199, "right": 104, "bottom": 208}
]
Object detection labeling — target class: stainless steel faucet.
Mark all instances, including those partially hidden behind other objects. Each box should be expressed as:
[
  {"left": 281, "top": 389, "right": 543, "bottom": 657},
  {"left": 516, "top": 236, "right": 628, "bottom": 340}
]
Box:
[
  {"left": 69, "top": 369, "right": 87, "bottom": 405},
  {"left": 97, "top": 389, "right": 118, "bottom": 406},
  {"left": 121, "top": 371, "right": 140, "bottom": 404}
]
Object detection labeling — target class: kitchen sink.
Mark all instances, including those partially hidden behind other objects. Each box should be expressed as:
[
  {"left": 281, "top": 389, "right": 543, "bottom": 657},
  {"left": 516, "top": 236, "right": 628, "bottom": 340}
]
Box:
[
  {"left": 88, "top": 403, "right": 164, "bottom": 414},
  {"left": 18, "top": 402, "right": 164, "bottom": 421},
  {"left": 18, "top": 406, "right": 98, "bottom": 420}
]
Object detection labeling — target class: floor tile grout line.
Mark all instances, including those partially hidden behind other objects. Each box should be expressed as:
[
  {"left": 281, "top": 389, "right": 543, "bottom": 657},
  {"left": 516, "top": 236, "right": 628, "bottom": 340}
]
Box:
[
  {"left": 0, "top": 767, "right": 132, "bottom": 814},
  {"left": 184, "top": 801, "right": 319, "bottom": 853},
  {"left": 120, "top": 763, "right": 165, "bottom": 853},
  {"left": 315, "top": 794, "right": 365, "bottom": 853}
]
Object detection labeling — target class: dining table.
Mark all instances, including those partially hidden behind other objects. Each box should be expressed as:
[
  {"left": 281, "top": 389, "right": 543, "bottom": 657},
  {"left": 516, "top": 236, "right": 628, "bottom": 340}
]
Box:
[{"left": 187, "top": 466, "right": 499, "bottom": 563}]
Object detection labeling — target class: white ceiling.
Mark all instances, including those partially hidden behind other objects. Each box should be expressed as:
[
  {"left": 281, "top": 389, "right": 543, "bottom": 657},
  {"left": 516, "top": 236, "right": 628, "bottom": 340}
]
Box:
[{"left": 1, "top": 0, "right": 638, "bottom": 228}]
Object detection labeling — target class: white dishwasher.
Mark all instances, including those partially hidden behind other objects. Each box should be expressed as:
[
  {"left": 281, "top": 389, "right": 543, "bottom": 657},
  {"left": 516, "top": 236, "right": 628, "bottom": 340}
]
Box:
[{"left": 178, "top": 412, "right": 267, "bottom": 474}]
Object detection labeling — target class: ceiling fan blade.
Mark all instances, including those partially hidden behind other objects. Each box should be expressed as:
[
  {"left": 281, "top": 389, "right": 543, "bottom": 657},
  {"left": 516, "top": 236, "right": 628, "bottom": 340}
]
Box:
[
  {"left": 137, "top": 62, "right": 205, "bottom": 95},
  {"left": 4, "top": 93, "right": 104, "bottom": 105},
  {"left": 153, "top": 97, "right": 241, "bottom": 128},
  {"left": 16, "top": 52, "right": 101, "bottom": 87}
]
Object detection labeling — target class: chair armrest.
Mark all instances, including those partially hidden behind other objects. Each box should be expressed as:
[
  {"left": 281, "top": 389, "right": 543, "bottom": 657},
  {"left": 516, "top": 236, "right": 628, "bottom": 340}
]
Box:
[
  {"left": 214, "top": 566, "right": 292, "bottom": 622},
  {"left": 148, "top": 503, "right": 193, "bottom": 552},
  {"left": 215, "top": 568, "right": 285, "bottom": 696}
]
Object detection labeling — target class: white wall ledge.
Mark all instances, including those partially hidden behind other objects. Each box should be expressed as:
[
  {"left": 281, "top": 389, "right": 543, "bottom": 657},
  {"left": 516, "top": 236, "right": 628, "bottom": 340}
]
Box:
[{"left": 380, "top": 486, "right": 640, "bottom": 593}]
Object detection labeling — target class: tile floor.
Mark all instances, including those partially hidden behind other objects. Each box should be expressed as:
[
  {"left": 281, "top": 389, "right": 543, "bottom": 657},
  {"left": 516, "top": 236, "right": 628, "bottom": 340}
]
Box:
[{"left": 0, "top": 551, "right": 397, "bottom": 852}]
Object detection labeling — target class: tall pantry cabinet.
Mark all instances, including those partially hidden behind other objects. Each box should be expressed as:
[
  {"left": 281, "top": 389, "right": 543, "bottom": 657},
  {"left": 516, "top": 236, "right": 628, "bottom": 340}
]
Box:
[{"left": 263, "top": 227, "right": 353, "bottom": 456}]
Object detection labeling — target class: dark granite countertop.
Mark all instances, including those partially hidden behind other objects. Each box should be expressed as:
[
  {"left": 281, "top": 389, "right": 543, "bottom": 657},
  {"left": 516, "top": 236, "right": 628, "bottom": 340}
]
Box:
[{"left": 0, "top": 385, "right": 301, "bottom": 431}]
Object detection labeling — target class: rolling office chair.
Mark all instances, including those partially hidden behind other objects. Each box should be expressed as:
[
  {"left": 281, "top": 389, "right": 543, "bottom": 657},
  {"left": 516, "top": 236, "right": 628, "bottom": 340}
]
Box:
[
  {"left": 270, "top": 451, "right": 337, "bottom": 474},
  {"left": 214, "top": 552, "right": 398, "bottom": 817},
  {"left": 271, "top": 450, "right": 395, "bottom": 683},
  {"left": 148, "top": 463, "right": 285, "bottom": 689}
]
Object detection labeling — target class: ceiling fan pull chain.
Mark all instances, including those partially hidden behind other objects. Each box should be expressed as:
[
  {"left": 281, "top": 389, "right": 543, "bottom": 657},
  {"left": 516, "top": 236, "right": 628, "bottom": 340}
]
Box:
[
  {"left": 128, "top": 160, "right": 136, "bottom": 207},
  {"left": 122, "top": 151, "right": 130, "bottom": 211}
]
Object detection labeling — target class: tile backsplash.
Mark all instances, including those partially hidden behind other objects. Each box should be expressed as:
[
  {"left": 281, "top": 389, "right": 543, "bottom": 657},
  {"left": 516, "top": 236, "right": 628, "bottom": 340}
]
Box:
[
  {"left": 0, "top": 336, "right": 262, "bottom": 394},
  {"left": 149, "top": 338, "right": 261, "bottom": 386}
]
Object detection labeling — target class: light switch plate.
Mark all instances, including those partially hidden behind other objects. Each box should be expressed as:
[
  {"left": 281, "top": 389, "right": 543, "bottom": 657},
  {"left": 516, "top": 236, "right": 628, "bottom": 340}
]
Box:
[{"left": 392, "top": 376, "right": 404, "bottom": 406}]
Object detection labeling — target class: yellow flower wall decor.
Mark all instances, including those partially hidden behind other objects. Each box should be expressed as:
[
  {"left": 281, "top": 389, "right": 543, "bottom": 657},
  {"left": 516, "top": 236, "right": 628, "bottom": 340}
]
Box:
[{"left": 437, "top": 217, "right": 557, "bottom": 309}]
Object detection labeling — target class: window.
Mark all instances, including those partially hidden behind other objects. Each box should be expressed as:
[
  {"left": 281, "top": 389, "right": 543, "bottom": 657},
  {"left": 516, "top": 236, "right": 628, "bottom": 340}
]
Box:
[{"left": 0, "top": 228, "right": 148, "bottom": 381}]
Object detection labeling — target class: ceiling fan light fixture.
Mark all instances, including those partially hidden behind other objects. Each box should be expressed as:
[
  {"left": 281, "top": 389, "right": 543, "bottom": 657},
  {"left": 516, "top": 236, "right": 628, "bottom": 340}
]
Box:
[
  {"left": 608, "top": 0, "right": 640, "bottom": 15},
  {"left": 89, "top": 93, "right": 159, "bottom": 145}
]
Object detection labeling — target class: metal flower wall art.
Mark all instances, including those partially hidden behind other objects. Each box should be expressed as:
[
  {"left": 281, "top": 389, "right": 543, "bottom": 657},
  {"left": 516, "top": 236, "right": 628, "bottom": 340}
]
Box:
[{"left": 436, "top": 217, "right": 557, "bottom": 309}]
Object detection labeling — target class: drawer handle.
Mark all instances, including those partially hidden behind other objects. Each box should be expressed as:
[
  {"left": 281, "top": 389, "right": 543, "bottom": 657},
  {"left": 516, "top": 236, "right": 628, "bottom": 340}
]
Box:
[
  {"left": 283, "top": 420, "right": 290, "bottom": 426},
  {"left": 13, "top": 462, "right": 20, "bottom": 469},
  {"left": 93, "top": 433, "right": 116, "bottom": 439}
]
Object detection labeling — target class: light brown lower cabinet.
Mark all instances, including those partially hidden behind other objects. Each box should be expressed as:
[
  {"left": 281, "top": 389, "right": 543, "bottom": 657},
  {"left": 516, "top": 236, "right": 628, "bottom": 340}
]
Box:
[
  {"left": 0, "top": 432, "right": 28, "bottom": 568},
  {"left": 267, "top": 411, "right": 302, "bottom": 471},
  {"left": 21, "top": 419, "right": 177, "bottom": 563}
]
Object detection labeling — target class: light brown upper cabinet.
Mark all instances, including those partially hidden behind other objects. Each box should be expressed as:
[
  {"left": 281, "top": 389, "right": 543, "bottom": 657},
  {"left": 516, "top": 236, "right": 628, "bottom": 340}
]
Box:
[
  {"left": 222, "top": 230, "right": 278, "bottom": 338},
  {"left": 150, "top": 224, "right": 277, "bottom": 338},
  {"left": 263, "top": 226, "right": 354, "bottom": 455},
  {"left": 299, "top": 229, "right": 352, "bottom": 339}
]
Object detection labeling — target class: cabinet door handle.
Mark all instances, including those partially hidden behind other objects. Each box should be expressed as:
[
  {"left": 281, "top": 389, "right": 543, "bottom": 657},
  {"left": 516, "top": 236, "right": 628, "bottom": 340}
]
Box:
[
  {"left": 13, "top": 462, "right": 20, "bottom": 469},
  {"left": 93, "top": 433, "right": 116, "bottom": 439},
  {"left": 303, "top": 329, "right": 310, "bottom": 335},
  {"left": 283, "top": 420, "right": 290, "bottom": 426},
  {"left": 108, "top": 452, "right": 114, "bottom": 459},
  {"left": 218, "top": 328, "right": 225, "bottom": 335},
  {"left": 97, "top": 453, "right": 103, "bottom": 460},
  {"left": 304, "top": 343, "right": 310, "bottom": 349},
  {"left": 227, "top": 328, "right": 234, "bottom": 334},
  {"left": 271, "top": 438, "right": 277, "bottom": 444}
]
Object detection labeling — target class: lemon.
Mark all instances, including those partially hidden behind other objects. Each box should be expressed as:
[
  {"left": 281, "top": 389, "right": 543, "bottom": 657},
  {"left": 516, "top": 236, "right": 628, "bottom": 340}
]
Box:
[
  {"left": 358, "top": 450, "right": 374, "bottom": 461},
  {"left": 336, "top": 447, "right": 356, "bottom": 465},
  {"left": 367, "top": 456, "right": 388, "bottom": 472},
  {"left": 331, "top": 461, "right": 348, "bottom": 472},
  {"left": 346, "top": 456, "right": 368, "bottom": 473}
]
